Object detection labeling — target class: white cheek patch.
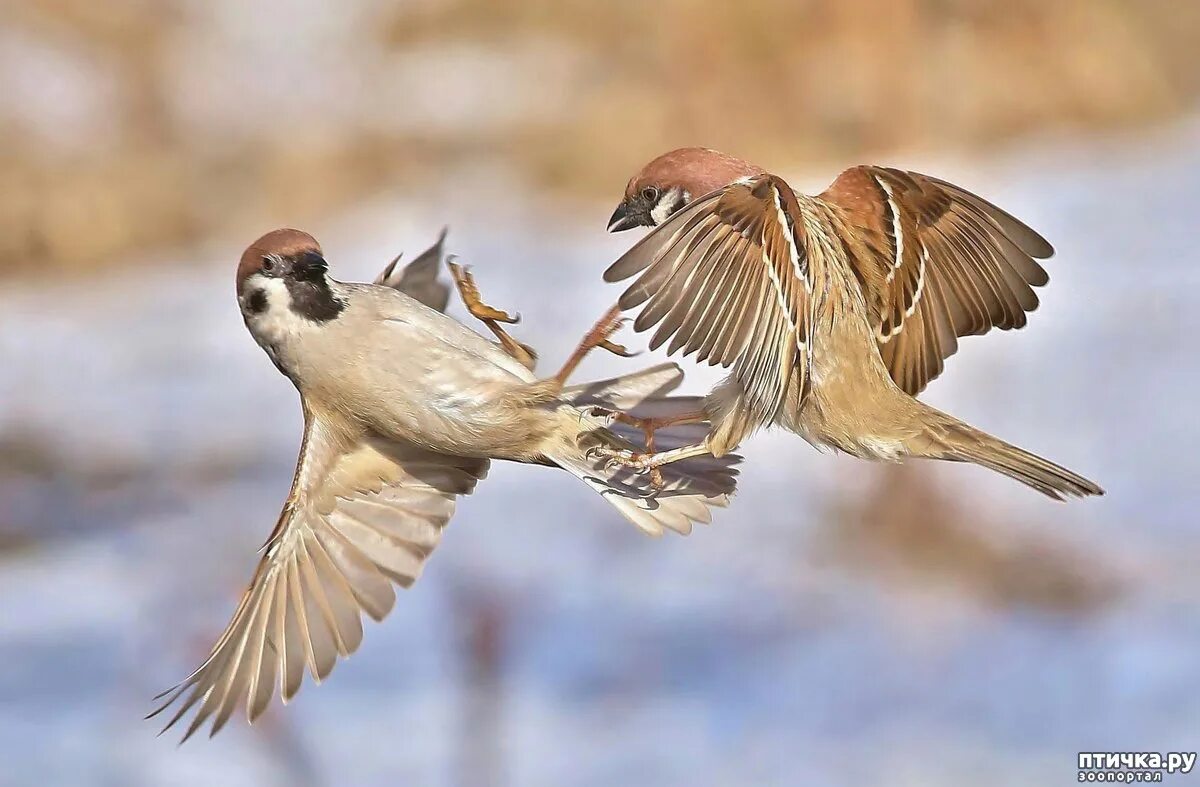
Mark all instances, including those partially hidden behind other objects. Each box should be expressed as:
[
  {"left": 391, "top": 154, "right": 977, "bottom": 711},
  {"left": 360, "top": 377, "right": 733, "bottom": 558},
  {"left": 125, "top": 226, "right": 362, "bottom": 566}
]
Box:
[
  {"left": 241, "top": 276, "right": 305, "bottom": 345},
  {"left": 650, "top": 186, "right": 685, "bottom": 226},
  {"left": 240, "top": 275, "right": 289, "bottom": 313}
]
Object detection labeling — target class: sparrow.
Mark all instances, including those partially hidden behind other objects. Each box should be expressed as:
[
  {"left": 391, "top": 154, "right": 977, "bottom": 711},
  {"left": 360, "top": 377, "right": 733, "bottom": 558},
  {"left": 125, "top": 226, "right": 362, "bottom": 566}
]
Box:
[
  {"left": 601, "top": 147, "right": 1102, "bottom": 500},
  {"left": 149, "top": 228, "right": 738, "bottom": 740}
]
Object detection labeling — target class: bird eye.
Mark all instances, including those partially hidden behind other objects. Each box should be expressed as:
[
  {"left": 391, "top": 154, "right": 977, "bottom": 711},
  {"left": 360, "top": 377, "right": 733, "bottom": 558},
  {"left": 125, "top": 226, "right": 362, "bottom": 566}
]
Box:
[
  {"left": 261, "top": 256, "right": 276, "bottom": 273},
  {"left": 641, "top": 186, "right": 660, "bottom": 202}
]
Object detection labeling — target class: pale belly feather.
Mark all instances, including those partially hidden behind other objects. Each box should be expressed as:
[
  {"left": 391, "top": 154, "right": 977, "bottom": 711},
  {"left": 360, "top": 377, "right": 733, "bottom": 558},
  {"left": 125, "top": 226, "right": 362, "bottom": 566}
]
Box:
[{"left": 782, "top": 295, "right": 915, "bottom": 462}]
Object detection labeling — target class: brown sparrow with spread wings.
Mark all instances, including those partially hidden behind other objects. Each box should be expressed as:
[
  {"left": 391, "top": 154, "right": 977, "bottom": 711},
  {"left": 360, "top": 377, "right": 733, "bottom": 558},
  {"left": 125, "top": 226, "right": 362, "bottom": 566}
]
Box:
[
  {"left": 149, "top": 229, "right": 738, "bottom": 740},
  {"left": 601, "top": 147, "right": 1102, "bottom": 500}
]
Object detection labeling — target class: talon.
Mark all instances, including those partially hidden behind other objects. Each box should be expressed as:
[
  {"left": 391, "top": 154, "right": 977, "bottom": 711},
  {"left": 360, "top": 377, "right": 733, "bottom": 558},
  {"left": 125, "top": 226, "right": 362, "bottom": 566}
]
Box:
[
  {"left": 598, "top": 339, "right": 637, "bottom": 357},
  {"left": 449, "top": 261, "right": 520, "bottom": 323},
  {"left": 591, "top": 445, "right": 662, "bottom": 481},
  {"left": 551, "top": 304, "right": 635, "bottom": 388},
  {"left": 590, "top": 446, "right": 638, "bottom": 469},
  {"left": 588, "top": 408, "right": 618, "bottom": 426},
  {"left": 587, "top": 442, "right": 619, "bottom": 459},
  {"left": 585, "top": 311, "right": 634, "bottom": 356},
  {"left": 471, "top": 304, "right": 520, "bottom": 323}
]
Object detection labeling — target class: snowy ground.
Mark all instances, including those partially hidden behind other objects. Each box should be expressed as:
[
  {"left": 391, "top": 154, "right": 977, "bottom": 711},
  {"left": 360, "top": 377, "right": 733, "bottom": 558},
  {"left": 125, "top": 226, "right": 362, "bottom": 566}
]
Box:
[{"left": 1, "top": 122, "right": 1198, "bottom": 786}]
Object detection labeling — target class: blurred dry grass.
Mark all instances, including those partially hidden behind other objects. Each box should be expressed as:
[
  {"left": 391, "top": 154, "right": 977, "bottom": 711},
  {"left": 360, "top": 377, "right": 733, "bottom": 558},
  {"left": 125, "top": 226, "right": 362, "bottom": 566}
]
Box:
[
  {"left": 823, "top": 465, "right": 1121, "bottom": 613},
  {"left": 1, "top": 0, "right": 1197, "bottom": 277}
]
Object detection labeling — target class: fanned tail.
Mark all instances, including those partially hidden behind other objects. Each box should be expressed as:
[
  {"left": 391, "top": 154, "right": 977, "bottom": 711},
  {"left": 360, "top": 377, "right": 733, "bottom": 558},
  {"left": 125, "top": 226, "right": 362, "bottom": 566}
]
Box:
[{"left": 552, "top": 366, "right": 740, "bottom": 535}]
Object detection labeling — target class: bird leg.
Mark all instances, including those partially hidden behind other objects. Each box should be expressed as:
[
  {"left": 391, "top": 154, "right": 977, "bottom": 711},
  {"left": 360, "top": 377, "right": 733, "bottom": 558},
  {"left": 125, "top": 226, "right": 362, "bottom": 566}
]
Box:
[
  {"left": 449, "top": 262, "right": 538, "bottom": 371},
  {"left": 589, "top": 438, "right": 716, "bottom": 487},
  {"left": 606, "top": 408, "right": 709, "bottom": 487},
  {"left": 547, "top": 304, "right": 636, "bottom": 391}
]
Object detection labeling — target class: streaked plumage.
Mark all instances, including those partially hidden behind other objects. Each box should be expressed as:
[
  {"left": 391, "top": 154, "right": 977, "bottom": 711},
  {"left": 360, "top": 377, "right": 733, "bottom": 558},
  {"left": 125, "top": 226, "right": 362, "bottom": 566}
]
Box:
[
  {"left": 604, "top": 148, "right": 1102, "bottom": 500},
  {"left": 821, "top": 166, "right": 1052, "bottom": 395}
]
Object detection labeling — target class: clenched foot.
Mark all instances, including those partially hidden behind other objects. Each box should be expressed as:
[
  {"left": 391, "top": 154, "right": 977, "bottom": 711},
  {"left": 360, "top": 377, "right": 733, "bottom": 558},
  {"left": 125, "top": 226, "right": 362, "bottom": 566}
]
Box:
[
  {"left": 588, "top": 446, "right": 665, "bottom": 489},
  {"left": 583, "top": 305, "right": 636, "bottom": 358},
  {"left": 449, "top": 262, "right": 520, "bottom": 324}
]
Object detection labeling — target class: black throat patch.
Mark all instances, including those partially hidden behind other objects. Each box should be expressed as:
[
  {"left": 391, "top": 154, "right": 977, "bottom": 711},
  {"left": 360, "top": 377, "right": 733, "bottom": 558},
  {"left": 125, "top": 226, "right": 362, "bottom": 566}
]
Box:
[{"left": 285, "top": 277, "right": 345, "bottom": 323}]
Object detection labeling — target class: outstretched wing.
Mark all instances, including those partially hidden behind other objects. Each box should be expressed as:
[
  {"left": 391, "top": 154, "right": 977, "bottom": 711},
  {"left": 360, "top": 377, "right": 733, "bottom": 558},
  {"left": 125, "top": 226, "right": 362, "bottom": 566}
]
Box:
[
  {"left": 374, "top": 227, "right": 451, "bottom": 313},
  {"left": 821, "top": 166, "right": 1053, "bottom": 395},
  {"left": 149, "top": 404, "right": 488, "bottom": 741},
  {"left": 604, "top": 175, "right": 813, "bottom": 438}
]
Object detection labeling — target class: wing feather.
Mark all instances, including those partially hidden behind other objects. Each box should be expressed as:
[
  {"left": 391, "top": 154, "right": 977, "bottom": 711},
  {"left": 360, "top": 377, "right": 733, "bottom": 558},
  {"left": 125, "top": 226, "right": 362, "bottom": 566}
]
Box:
[
  {"left": 651, "top": 221, "right": 728, "bottom": 350},
  {"left": 685, "top": 230, "right": 748, "bottom": 358},
  {"left": 374, "top": 228, "right": 451, "bottom": 312},
  {"left": 823, "top": 166, "right": 1054, "bottom": 394},
  {"left": 149, "top": 407, "right": 488, "bottom": 740},
  {"left": 247, "top": 573, "right": 281, "bottom": 721},
  {"left": 605, "top": 175, "right": 812, "bottom": 437}
]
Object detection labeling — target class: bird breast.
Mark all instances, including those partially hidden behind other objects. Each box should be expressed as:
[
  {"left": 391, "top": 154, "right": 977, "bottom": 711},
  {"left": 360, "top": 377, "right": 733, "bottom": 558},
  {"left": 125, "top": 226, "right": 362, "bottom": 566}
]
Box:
[{"left": 289, "top": 291, "right": 557, "bottom": 460}]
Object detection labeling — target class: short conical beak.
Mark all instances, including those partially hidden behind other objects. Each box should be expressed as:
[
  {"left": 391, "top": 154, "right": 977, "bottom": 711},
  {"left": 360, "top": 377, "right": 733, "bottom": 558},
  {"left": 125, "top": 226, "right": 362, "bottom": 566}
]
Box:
[
  {"left": 291, "top": 250, "right": 329, "bottom": 281},
  {"left": 607, "top": 202, "right": 637, "bottom": 233}
]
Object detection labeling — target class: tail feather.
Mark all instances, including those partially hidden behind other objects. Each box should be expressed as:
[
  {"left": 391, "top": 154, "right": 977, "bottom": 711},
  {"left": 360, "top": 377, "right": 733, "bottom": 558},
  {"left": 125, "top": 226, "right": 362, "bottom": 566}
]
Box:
[
  {"left": 929, "top": 415, "right": 1103, "bottom": 501},
  {"left": 553, "top": 436, "right": 739, "bottom": 536},
  {"left": 552, "top": 377, "right": 739, "bottom": 536},
  {"left": 561, "top": 362, "right": 684, "bottom": 410}
]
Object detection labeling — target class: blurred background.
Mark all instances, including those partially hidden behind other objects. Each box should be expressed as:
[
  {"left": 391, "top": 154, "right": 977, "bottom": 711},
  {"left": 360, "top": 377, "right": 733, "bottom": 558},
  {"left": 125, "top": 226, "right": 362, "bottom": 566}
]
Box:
[{"left": 1, "top": 1, "right": 1197, "bottom": 784}]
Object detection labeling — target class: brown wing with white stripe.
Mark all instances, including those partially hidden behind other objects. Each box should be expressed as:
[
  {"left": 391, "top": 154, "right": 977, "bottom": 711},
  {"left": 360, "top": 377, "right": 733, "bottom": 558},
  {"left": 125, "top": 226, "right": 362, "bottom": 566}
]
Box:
[
  {"left": 149, "top": 406, "right": 488, "bottom": 741},
  {"left": 604, "top": 174, "right": 813, "bottom": 433},
  {"left": 822, "top": 166, "right": 1053, "bottom": 395}
]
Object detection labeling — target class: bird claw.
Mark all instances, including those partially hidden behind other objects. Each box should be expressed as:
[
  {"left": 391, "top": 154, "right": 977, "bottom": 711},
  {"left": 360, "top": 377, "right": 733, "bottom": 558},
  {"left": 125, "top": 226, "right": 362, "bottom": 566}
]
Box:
[
  {"left": 584, "top": 312, "right": 634, "bottom": 356},
  {"left": 448, "top": 262, "right": 520, "bottom": 324},
  {"left": 551, "top": 306, "right": 638, "bottom": 389},
  {"left": 598, "top": 339, "right": 637, "bottom": 358},
  {"left": 585, "top": 406, "right": 619, "bottom": 426},
  {"left": 588, "top": 446, "right": 665, "bottom": 489},
  {"left": 482, "top": 307, "right": 521, "bottom": 324}
]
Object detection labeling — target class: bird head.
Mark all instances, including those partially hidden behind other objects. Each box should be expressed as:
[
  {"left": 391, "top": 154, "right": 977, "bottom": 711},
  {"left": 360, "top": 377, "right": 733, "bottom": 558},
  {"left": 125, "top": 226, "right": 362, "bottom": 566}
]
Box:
[
  {"left": 236, "top": 228, "right": 344, "bottom": 328},
  {"left": 607, "top": 147, "right": 764, "bottom": 232}
]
